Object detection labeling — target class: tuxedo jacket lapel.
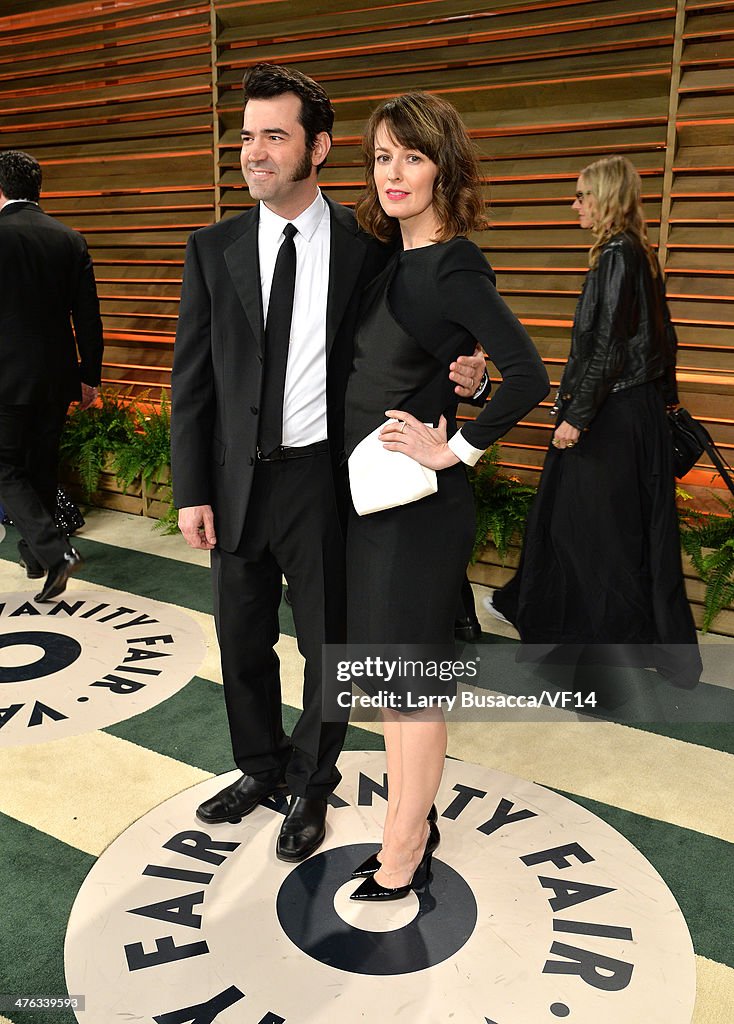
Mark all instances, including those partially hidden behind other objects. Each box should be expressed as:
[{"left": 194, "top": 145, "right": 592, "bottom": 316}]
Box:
[{"left": 224, "top": 208, "right": 264, "bottom": 350}]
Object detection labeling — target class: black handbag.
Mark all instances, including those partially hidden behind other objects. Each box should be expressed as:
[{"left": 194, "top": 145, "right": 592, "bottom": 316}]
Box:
[
  {"left": 668, "top": 406, "right": 734, "bottom": 495},
  {"left": 668, "top": 407, "right": 705, "bottom": 477}
]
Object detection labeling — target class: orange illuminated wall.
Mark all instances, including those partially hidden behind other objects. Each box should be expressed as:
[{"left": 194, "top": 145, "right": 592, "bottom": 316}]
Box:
[
  {"left": 0, "top": 0, "right": 216, "bottom": 396},
  {"left": 1, "top": 0, "right": 732, "bottom": 515}
]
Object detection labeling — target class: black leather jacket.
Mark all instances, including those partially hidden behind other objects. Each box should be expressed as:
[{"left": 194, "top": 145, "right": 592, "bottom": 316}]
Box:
[{"left": 558, "top": 233, "right": 678, "bottom": 430}]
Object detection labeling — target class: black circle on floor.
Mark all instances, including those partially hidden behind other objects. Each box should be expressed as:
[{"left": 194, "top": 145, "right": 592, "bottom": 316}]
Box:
[
  {"left": 276, "top": 843, "right": 478, "bottom": 976},
  {"left": 0, "top": 631, "right": 82, "bottom": 682}
]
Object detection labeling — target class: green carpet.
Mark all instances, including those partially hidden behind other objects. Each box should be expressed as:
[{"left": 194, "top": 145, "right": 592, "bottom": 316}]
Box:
[{"left": 0, "top": 814, "right": 94, "bottom": 1024}]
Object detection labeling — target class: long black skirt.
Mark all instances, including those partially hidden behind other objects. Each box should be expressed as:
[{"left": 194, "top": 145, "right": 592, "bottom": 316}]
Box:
[{"left": 494, "top": 382, "right": 701, "bottom": 685}]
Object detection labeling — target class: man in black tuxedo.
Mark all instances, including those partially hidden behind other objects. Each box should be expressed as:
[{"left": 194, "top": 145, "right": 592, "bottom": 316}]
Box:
[
  {"left": 0, "top": 150, "right": 103, "bottom": 602},
  {"left": 171, "top": 65, "right": 484, "bottom": 861}
]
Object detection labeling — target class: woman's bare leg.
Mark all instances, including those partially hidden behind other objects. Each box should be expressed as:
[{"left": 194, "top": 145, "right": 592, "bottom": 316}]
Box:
[
  {"left": 378, "top": 711, "right": 403, "bottom": 860},
  {"left": 374, "top": 711, "right": 446, "bottom": 888}
]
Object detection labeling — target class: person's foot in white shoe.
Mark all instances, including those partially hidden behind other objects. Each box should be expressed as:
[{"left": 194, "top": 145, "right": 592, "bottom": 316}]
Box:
[{"left": 482, "top": 593, "right": 512, "bottom": 625}]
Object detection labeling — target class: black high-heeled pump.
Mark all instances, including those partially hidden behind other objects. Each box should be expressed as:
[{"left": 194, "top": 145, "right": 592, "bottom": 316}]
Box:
[
  {"left": 349, "top": 840, "right": 434, "bottom": 902},
  {"left": 351, "top": 806, "right": 440, "bottom": 879},
  {"left": 351, "top": 851, "right": 381, "bottom": 879}
]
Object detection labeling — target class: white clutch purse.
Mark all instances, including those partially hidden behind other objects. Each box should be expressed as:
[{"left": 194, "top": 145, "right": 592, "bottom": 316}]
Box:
[{"left": 348, "top": 420, "right": 438, "bottom": 516}]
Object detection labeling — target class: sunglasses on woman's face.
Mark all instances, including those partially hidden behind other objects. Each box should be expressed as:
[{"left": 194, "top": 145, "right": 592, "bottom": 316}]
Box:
[{"left": 574, "top": 190, "right": 593, "bottom": 201}]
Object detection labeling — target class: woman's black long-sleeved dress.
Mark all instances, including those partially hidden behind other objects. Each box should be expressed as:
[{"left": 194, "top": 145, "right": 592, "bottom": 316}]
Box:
[
  {"left": 493, "top": 233, "right": 702, "bottom": 687},
  {"left": 345, "top": 237, "right": 549, "bottom": 646}
]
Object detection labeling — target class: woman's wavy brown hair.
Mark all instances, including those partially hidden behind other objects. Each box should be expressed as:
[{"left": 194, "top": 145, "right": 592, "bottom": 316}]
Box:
[
  {"left": 355, "top": 92, "right": 487, "bottom": 243},
  {"left": 581, "top": 155, "right": 658, "bottom": 277}
]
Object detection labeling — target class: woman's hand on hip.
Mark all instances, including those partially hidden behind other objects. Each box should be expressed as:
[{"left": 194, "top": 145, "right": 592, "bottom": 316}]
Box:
[
  {"left": 381, "top": 411, "right": 460, "bottom": 470},
  {"left": 552, "top": 420, "right": 581, "bottom": 450}
]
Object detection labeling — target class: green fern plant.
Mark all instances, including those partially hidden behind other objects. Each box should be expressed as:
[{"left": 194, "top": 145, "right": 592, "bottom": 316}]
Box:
[
  {"left": 60, "top": 389, "right": 178, "bottom": 532},
  {"left": 679, "top": 500, "right": 734, "bottom": 632},
  {"left": 468, "top": 444, "right": 537, "bottom": 562},
  {"left": 59, "top": 390, "right": 135, "bottom": 498},
  {"left": 152, "top": 499, "right": 180, "bottom": 536},
  {"left": 114, "top": 392, "right": 171, "bottom": 490},
  {"left": 114, "top": 392, "right": 177, "bottom": 533}
]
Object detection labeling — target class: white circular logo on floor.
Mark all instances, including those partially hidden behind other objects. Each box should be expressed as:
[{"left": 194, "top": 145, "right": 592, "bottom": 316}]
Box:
[
  {"left": 0, "top": 589, "right": 205, "bottom": 746},
  {"left": 65, "top": 752, "right": 695, "bottom": 1022}
]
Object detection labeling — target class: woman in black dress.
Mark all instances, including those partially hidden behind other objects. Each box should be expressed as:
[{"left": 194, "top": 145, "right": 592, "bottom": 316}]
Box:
[
  {"left": 344, "top": 93, "right": 549, "bottom": 901},
  {"left": 492, "top": 155, "right": 701, "bottom": 688}
]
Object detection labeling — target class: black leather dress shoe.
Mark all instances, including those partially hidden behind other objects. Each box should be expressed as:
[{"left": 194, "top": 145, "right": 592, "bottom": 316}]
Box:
[
  {"left": 196, "top": 774, "right": 287, "bottom": 825},
  {"left": 276, "top": 796, "right": 327, "bottom": 862},
  {"left": 35, "top": 548, "right": 83, "bottom": 602},
  {"left": 454, "top": 615, "right": 481, "bottom": 641}
]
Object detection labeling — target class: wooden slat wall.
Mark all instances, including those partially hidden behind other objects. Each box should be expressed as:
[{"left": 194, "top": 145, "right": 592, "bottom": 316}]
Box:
[
  {"left": 666, "top": 0, "right": 734, "bottom": 508},
  {"left": 1, "top": 0, "right": 732, "bottom": 505},
  {"left": 0, "top": 0, "right": 215, "bottom": 397}
]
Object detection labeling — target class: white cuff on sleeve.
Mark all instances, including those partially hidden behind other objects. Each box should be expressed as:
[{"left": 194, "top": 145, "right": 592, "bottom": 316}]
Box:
[{"left": 448, "top": 430, "right": 484, "bottom": 467}]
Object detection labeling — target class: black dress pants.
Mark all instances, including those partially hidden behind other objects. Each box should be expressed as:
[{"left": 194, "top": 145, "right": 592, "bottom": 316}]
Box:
[
  {"left": 0, "top": 400, "right": 71, "bottom": 570},
  {"left": 211, "top": 451, "right": 348, "bottom": 798}
]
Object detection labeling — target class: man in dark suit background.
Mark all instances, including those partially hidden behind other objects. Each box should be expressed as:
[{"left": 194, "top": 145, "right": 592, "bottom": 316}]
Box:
[
  {"left": 171, "top": 65, "right": 484, "bottom": 861},
  {"left": 0, "top": 150, "right": 103, "bottom": 602}
]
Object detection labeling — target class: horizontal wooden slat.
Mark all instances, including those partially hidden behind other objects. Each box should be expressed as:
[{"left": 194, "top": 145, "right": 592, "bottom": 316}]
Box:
[{"left": 0, "top": 0, "right": 214, "bottom": 394}]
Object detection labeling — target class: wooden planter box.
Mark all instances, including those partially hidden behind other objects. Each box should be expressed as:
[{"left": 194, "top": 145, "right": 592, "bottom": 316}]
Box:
[
  {"left": 468, "top": 540, "right": 734, "bottom": 638},
  {"left": 467, "top": 540, "right": 521, "bottom": 592},
  {"left": 142, "top": 467, "right": 171, "bottom": 520},
  {"left": 63, "top": 454, "right": 143, "bottom": 516},
  {"left": 63, "top": 458, "right": 173, "bottom": 523}
]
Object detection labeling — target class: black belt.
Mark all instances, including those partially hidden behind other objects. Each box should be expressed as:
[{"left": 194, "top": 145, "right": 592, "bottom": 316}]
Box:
[{"left": 256, "top": 440, "right": 329, "bottom": 462}]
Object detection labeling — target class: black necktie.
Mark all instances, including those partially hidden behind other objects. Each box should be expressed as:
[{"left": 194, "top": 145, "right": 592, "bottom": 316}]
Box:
[{"left": 258, "top": 222, "right": 298, "bottom": 456}]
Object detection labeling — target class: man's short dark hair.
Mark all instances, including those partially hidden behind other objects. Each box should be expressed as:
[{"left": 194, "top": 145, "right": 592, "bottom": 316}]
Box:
[
  {"left": 242, "top": 63, "right": 334, "bottom": 170},
  {"left": 0, "top": 150, "right": 42, "bottom": 202}
]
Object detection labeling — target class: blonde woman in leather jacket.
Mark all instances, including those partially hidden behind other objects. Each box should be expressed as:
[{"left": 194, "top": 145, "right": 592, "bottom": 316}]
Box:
[{"left": 492, "top": 155, "right": 701, "bottom": 689}]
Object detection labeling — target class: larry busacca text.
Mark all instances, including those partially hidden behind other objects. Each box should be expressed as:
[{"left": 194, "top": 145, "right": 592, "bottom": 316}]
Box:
[{"left": 336, "top": 689, "right": 597, "bottom": 712}]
